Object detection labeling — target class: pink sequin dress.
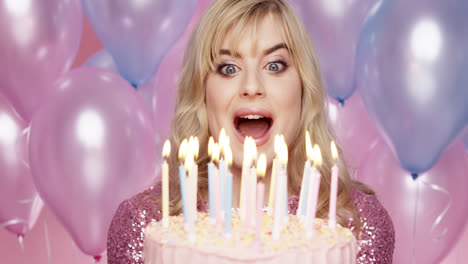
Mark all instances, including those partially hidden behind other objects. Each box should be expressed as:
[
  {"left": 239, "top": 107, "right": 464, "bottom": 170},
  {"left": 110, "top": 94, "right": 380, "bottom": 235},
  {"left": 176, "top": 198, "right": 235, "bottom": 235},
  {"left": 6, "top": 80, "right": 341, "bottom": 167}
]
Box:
[{"left": 107, "top": 188, "right": 395, "bottom": 264}]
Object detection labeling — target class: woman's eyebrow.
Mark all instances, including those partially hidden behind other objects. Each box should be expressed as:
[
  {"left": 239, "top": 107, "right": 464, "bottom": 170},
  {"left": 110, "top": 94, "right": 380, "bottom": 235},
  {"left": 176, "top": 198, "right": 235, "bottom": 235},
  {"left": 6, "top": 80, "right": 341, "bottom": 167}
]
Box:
[{"left": 219, "top": 43, "right": 288, "bottom": 58}]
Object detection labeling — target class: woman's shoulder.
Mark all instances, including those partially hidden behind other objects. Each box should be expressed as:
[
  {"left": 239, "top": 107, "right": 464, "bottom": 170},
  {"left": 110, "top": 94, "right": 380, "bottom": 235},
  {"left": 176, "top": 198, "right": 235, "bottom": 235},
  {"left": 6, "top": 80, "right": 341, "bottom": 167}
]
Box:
[
  {"left": 351, "top": 188, "right": 395, "bottom": 264},
  {"left": 107, "top": 187, "right": 161, "bottom": 264}
]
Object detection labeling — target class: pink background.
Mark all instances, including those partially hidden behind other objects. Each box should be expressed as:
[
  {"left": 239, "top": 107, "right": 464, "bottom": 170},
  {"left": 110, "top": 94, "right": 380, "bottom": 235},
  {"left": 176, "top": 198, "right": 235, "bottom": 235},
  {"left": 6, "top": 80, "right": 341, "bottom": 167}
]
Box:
[{"left": 1, "top": 13, "right": 467, "bottom": 264}]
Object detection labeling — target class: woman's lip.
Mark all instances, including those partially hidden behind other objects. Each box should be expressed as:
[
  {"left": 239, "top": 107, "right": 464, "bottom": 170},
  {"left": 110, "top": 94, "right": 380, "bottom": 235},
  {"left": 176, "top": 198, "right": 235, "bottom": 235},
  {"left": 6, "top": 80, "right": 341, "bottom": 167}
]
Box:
[
  {"left": 232, "top": 108, "right": 274, "bottom": 147},
  {"left": 233, "top": 108, "right": 273, "bottom": 119}
]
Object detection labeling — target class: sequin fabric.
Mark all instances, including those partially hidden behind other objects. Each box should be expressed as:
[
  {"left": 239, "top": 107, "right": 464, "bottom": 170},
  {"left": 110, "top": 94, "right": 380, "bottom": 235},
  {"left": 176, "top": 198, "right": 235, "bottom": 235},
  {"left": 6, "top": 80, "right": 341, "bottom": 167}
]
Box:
[{"left": 107, "top": 188, "right": 394, "bottom": 264}]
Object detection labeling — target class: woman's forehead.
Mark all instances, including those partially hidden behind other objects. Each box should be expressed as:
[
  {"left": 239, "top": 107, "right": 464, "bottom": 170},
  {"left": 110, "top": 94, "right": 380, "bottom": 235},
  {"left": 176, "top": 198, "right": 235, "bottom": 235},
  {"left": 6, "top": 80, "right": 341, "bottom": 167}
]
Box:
[{"left": 216, "top": 13, "right": 289, "bottom": 58}]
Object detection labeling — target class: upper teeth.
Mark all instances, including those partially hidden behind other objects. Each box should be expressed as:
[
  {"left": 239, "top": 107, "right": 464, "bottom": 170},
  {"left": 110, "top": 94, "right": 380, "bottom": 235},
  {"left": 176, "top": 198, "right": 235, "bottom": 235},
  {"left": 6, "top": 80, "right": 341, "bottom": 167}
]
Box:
[{"left": 241, "top": 115, "right": 264, "bottom": 119}]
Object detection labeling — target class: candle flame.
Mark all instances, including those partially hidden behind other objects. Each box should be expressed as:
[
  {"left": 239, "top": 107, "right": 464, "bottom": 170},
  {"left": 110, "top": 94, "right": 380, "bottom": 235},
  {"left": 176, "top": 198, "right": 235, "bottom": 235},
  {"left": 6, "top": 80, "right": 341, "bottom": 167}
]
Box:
[
  {"left": 277, "top": 135, "right": 288, "bottom": 166},
  {"left": 305, "top": 131, "right": 313, "bottom": 161},
  {"left": 251, "top": 139, "right": 257, "bottom": 163},
  {"left": 225, "top": 144, "right": 233, "bottom": 166},
  {"left": 184, "top": 154, "right": 194, "bottom": 172},
  {"left": 162, "top": 139, "right": 171, "bottom": 158},
  {"left": 274, "top": 135, "right": 280, "bottom": 156},
  {"left": 208, "top": 137, "right": 214, "bottom": 158},
  {"left": 219, "top": 128, "right": 226, "bottom": 154},
  {"left": 212, "top": 143, "right": 220, "bottom": 163},
  {"left": 178, "top": 139, "right": 188, "bottom": 160},
  {"left": 331, "top": 141, "right": 338, "bottom": 161},
  {"left": 257, "top": 153, "right": 266, "bottom": 178},
  {"left": 193, "top": 137, "right": 199, "bottom": 159},
  {"left": 314, "top": 144, "right": 322, "bottom": 167}
]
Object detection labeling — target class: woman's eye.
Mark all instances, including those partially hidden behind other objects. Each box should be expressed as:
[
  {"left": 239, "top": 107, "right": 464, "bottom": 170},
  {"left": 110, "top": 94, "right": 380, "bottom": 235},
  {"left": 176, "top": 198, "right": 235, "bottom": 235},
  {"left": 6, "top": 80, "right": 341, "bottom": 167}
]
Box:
[
  {"left": 267, "top": 61, "right": 286, "bottom": 72},
  {"left": 218, "top": 64, "right": 238, "bottom": 76}
]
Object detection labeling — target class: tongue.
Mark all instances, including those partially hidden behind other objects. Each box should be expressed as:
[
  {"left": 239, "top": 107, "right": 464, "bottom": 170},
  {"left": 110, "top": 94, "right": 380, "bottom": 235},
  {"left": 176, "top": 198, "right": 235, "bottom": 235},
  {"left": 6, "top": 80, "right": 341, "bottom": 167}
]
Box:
[{"left": 237, "top": 119, "right": 270, "bottom": 139}]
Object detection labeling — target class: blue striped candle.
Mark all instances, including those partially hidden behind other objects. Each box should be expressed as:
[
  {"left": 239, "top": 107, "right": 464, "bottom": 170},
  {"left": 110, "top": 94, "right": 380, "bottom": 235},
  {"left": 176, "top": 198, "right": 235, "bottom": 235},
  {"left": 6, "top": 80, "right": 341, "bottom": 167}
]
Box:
[{"left": 178, "top": 164, "right": 188, "bottom": 225}]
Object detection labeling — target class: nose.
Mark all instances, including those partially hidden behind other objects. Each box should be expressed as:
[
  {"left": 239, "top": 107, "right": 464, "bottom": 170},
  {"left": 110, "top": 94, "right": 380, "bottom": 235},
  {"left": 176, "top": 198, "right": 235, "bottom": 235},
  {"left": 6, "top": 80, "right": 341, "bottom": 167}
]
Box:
[{"left": 240, "top": 70, "right": 265, "bottom": 98}]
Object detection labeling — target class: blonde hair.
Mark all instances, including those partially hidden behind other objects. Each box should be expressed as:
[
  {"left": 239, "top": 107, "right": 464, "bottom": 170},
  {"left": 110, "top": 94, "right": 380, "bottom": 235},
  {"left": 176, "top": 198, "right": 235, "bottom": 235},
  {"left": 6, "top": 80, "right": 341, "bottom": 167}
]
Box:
[{"left": 152, "top": 0, "right": 373, "bottom": 237}]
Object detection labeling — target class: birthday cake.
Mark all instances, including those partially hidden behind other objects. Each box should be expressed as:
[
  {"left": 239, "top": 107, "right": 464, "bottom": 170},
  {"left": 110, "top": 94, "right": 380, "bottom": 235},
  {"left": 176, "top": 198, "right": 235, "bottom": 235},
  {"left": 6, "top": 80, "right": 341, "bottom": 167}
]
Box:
[{"left": 143, "top": 211, "right": 357, "bottom": 264}]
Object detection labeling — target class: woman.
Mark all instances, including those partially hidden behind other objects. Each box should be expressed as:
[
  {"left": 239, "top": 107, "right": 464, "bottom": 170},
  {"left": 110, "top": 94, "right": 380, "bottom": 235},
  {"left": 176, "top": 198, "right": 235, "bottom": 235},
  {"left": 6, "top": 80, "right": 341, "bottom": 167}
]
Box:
[{"left": 107, "top": 0, "right": 395, "bottom": 263}]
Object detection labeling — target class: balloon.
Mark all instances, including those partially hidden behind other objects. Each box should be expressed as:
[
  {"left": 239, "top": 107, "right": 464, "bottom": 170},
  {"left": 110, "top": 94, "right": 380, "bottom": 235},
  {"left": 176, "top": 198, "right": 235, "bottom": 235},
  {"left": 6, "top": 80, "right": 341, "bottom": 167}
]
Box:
[
  {"left": 0, "top": 95, "right": 43, "bottom": 236},
  {"left": 359, "top": 140, "right": 468, "bottom": 263},
  {"left": 462, "top": 128, "right": 468, "bottom": 152},
  {"left": 288, "top": 0, "right": 379, "bottom": 102},
  {"left": 355, "top": 0, "right": 468, "bottom": 173},
  {"left": 28, "top": 67, "right": 157, "bottom": 256},
  {"left": 84, "top": 50, "right": 118, "bottom": 73},
  {"left": 137, "top": 0, "right": 212, "bottom": 141},
  {"left": 0, "top": 0, "right": 82, "bottom": 121},
  {"left": 82, "top": 0, "right": 197, "bottom": 86},
  {"left": 328, "top": 93, "right": 380, "bottom": 172}
]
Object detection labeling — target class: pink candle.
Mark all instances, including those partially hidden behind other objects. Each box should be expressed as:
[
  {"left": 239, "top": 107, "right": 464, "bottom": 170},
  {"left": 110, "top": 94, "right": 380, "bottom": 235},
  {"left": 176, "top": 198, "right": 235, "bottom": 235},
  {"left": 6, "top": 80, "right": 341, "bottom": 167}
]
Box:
[{"left": 328, "top": 141, "right": 339, "bottom": 229}]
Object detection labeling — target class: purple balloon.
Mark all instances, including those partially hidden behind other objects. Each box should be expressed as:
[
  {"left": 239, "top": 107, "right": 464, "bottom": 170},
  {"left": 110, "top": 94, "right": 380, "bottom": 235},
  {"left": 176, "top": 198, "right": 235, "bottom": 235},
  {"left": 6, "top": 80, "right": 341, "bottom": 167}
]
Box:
[
  {"left": 359, "top": 140, "right": 468, "bottom": 263},
  {"left": 28, "top": 67, "right": 157, "bottom": 256},
  {"left": 0, "top": 95, "right": 43, "bottom": 236},
  {"left": 288, "top": 0, "right": 379, "bottom": 102},
  {"left": 82, "top": 0, "right": 197, "bottom": 86},
  {"left": 462, "top": 128, "right": 468, "bottom": 152},
  {"left": 84, "top": 49, "right": 119, "bottom": 73},
  {"left": 328, "top": 93, "right": 381, "bottom": 172},
  {"left": 356, "top": 0, "right": 468, "bottom": 173},
  {"left": 0, "top": 0, "right": 82, "bottom": 121}
]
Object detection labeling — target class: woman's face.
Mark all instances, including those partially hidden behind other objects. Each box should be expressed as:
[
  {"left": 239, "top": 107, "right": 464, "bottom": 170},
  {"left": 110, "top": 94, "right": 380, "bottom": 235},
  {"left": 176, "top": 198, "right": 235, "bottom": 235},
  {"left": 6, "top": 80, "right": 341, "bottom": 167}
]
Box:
[{"left": 205, "top": 13, "right": 302, "bottom": 169}]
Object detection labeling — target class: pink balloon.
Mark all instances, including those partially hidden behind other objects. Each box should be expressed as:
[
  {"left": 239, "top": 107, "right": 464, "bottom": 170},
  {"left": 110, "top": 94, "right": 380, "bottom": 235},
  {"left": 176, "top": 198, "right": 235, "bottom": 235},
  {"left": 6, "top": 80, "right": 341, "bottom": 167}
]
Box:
[
  {"left": 359, "top": 140, "right": 468, "bottom": 263},
  {"left": 0, "top": 0, "right": 83, "bottom": 121},
  {"left": 0, "top": 95, "right": 43, "bottom": 236},
  {"left": 28, "top": 67, "right": 157, "bottom": 257},
  {"left": 328, "top": 93, "right": 381, "bottom": 173}
]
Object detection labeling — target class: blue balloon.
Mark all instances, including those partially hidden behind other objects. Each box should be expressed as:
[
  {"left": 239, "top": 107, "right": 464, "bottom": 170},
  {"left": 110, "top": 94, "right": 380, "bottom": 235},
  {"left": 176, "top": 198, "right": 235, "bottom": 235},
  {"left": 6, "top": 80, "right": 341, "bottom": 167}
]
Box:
[
  {"left": 355, "top": 0, "right": 468, "bottom": 173},
  {"left": 83, "top": 0, "right": 197, "bottom": 86},
  {"left": 84, "top": 49, "right": 118, "bottom": 74},
  {"left": 288, "top": 0, "right": 379, "bottom": 103},
  {"left": 462, "top": 129, "right": 468, "bottom": 152}
]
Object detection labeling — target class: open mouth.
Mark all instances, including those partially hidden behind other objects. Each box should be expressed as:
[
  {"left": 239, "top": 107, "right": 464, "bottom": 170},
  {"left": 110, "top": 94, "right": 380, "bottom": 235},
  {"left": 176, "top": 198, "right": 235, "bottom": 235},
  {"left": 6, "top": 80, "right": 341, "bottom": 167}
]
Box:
[{"left": 233, "top": 110, "right": 273, "bottom": 146}]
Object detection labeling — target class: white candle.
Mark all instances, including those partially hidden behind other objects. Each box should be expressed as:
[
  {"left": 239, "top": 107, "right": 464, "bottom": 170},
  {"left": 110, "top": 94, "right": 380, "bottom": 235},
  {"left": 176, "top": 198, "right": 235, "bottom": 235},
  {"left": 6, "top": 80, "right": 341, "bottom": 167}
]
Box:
[
  {"left": 306, "top": 145, "right": 322, "bottom": 239},
  {"left": 297, "top": 131, "right": 313, "bottom": 219},
  {"left": 240, "top": 137, "right": 252, "bottom": 221},
  {"left": 255, "top": 154, "right": 267, "bottom": 246},
  {"left": 329, "top": 141, "right": 339, "bottom": 229},
  {"left": 272, "top": 136, "right": 287, "bottom": 240},
  {"left": 161, "top": 140, "right": 171, "bottom": 228},
  {"left": 219, "top": 129, "right": 227, "bottom": 216}
]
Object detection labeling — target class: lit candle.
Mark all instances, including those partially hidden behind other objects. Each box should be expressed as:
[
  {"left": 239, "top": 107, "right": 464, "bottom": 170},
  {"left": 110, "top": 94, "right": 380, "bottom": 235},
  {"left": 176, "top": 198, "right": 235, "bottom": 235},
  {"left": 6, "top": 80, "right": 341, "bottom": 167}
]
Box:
[
  {"left": 161, "top": 140, "right": 171, "bottom": 228},
  {"left": 248, "top": 140, "right": 257, "bottom": 229},
  {"left": 267, "top": 135, "right": 280, "bottom": 216},
  {"left": 184, "top": 142, "right": 195, "bottom": 228},
  {"left": 224, "top": 143, "right": 233, "bottom": 238},
  {"left": 218, "top": 128, "right": 227, "bottom": 215},
  {"left": 328, "top": 141, "right": 339, "bottom": 229},
  {"left": 280, "top": 135, "right": 289, "bottom": 224},
  {"left": 240, "top": 136, "right": 252, "bottom": 221},
  {"left": 212, "top": 143, "right": 222, "bottom": 229},
  {"left": 191, "top": 137, "right": 199, "bottom": 222},
  {"left": 255, "top": 153, "right": 267, "bottom": 246},
  {"left": 207, "top": 137, "right": 216, "bottom": 223},
  {"left": 306, "top": 145, "right": 322, "bottom": 239},
  {"left": 297, "top": 131, "right": 313, "bottom": 219},
  {"left": 178, "top": 139, "right": 188, "bottom": 226},
  {"left": 272, "top": 136, "right": 287, "bottom": 240}
]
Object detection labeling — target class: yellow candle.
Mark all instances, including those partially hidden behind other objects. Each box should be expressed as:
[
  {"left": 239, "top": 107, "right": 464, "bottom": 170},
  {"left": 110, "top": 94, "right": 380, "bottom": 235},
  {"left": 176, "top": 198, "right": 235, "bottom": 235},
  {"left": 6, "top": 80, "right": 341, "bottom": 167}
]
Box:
[{"left": 162, "top": 140, "right": 171, "bottom": 228}]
